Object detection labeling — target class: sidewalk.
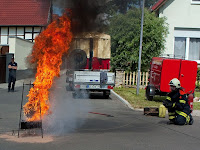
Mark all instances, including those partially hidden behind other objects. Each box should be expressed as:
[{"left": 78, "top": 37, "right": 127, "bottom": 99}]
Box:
[
  {"left": 0, "top": 69, "right": 67, "bottom": 90},
  {"left": 0, "top": 78, "right": 34, "bottom": 90}
]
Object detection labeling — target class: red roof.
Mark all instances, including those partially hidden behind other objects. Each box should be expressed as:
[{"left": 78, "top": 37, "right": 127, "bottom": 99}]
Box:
[
  {"left": 152, "top": 0, "right": 168, "bottom": 11},
  {"left": 0, "top": 0, "right": 50, "bottom": 26}
]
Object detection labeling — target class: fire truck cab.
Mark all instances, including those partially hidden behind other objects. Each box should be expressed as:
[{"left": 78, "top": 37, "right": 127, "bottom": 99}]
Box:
[{"left": 146, "top": 57, "right": 198, "bottom": 110}]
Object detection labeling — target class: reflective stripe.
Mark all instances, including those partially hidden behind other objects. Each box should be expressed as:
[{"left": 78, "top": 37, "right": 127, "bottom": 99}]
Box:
[
  {"left": 179, "top": 100, "right": 186, "bottom": 104},
  {"left": 172, "top": 103, "right": 176, "bottom": 108},
  {"left": 180, "top": 112, "right": 187, "bottom": 118},
  {"left": 169, "top": 116, "right": 175, "bottom": 119},
  {"left": 176, "top": 110, "right": 187, "bottom": 118},
  {"left": 166, "top": 97, "right": 171, "bottom": 101},
  {"left": 168, "top": 112, "right": 175, "bottom": 115},
  {"left": 186, "top": 115, "right": 190, "bottom": 124}
]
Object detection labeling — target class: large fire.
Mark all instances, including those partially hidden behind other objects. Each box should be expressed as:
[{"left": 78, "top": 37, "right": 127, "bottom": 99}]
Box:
[{"left": 23, "top": 14, "right": 73, "bottom": 121}]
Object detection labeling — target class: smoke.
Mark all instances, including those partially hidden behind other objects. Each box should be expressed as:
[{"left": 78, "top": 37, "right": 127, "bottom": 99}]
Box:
[
  {"left": 52, "top": 0, "right": 109, "bottom": 33},
  {"left": 43, "top": 74, "right": 91, "bottom": 135}
]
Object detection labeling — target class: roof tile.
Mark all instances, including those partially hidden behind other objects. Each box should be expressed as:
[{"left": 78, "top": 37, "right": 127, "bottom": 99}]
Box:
[
  {"left": 152, "top": 0, "right": 168, "bottom": 11},
  {"left": 0, "top": 0, "right": 50, "bottom": 26}
]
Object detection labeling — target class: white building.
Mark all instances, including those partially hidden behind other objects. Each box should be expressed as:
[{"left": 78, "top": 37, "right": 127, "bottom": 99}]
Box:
[
  {"left": 152, "top": 0, "right": 200, "bottom": 64},
  {"left": 0, "top": 0, "right": 50, "bottom": 70}
]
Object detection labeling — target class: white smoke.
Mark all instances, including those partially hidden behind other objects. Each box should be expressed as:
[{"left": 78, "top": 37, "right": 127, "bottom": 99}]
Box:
[{"left": 43, "top": 73, "right": 91, "bottom": 135}]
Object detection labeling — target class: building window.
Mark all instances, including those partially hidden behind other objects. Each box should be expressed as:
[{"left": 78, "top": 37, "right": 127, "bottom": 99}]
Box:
[
  {"left": 191, "top": 0, "right": 200, "bottom": 4},
  {"left": 1, "top": 27, "right": 8, "bottom": 45},
  {"left": 17, "top": 27, "right": 24, "bottom": 39},
  {"left": 174, "top": 28, "right": 200, "bottom": 63},
  {"left": 0, "top": 26, "right": 43, "bottom": 45},
  {"left": 174, "top": 37, "right": 186, "bottom": 59},
  {"left": 174, "top": 37, "right": 200, "bottom": 62},
  {"left": 189, "top": 38, "right": 200, "bottom": 60}
]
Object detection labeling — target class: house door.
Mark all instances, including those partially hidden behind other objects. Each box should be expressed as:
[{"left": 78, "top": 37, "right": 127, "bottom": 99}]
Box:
[
  {"left": 0, "top": 46, "right": 9, "bottom": 55},
  {"left": 0, "top": 55, "right": 6, "bottom": 83}
]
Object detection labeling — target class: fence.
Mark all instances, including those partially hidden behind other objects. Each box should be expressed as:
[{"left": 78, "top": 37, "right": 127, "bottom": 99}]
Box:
[
  {"left": 122, "top": 72, "right": 149, "bottom": 88},
  {"left": 121, "top": 71, "right": 200, "bottom": 89}
]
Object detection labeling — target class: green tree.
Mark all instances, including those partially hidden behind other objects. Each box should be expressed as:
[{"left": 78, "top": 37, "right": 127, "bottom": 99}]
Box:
[
  {"left": 106, "top": 0, "right": 138, "bottom": 14},
  {"left": 144, "top": 0, "right": 158, "bottom": 8},
  {"left": 101, "top": 0, "right": 158, "bottom": 15},
  {"left": 108, "top": 8, "right": 168, "bottom": 72}
]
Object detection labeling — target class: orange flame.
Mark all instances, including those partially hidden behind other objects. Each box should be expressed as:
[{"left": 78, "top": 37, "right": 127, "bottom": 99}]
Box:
[{"left": 23, "top": 14, "right": 73, "bottom": 121}]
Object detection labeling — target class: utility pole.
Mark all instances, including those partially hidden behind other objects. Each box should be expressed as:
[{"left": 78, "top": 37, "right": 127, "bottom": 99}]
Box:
[{"left": 136, "top": 0, "right": 145, "bottom": 95}]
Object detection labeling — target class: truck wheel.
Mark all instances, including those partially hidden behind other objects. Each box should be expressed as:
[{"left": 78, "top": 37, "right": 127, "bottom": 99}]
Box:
[
  {"left": 69, "top": 82, "right": 74, "bottom": 91},
  {"left": 103, "top": 90, "right": 110, "bottom": 99},
  {"left": 72, "top": 92, "right": 77, "bottom": 98},
  {"left": 146, "top": 86, "right": 154, "bottom": 101},
  {"left": 80, "top": 90, "right": 89, "bottom": 98},
  {"left": 73, "top": 90, "right": 80, "bottom": 99}
]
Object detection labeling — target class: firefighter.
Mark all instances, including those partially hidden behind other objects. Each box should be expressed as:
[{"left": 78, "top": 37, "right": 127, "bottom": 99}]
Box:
[
  {"left": 163, "top": 78, "right": 193, "bottom": 125},
  {"left": 8, "top": 56, "right": 17, "bottom": 92}
]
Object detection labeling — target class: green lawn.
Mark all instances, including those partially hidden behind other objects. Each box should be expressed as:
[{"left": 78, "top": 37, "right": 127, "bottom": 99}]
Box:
[
  {"left": 114, "top": 87, "right": 200, "bottom": 110},
  {"left": 194, "top": 91, "right": 200, "bottom": 110}
]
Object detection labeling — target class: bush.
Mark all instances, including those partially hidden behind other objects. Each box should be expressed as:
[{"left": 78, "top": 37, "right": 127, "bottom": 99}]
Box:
[{"left": 196, "top": 69, "right": 200, "bottom": 90}]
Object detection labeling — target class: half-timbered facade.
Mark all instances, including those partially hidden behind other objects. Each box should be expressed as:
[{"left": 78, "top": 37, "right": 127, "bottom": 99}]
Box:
[{"left": 0, "top": 0, "right": 50, "bottom": 54}]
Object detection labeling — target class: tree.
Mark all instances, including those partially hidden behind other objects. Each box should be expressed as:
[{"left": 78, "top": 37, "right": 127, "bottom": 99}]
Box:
[
  {"left": 107, "top": 0, "right": 138, "bottom": 14},
  {"left": 108, "top": 8, "right": 168, "bottom": 72},
  {"left": 145, "top": 0, "right": 158, "bottom": 8},
  {"left": 101, "top": 0, "right": 158, "bottom": 15}
]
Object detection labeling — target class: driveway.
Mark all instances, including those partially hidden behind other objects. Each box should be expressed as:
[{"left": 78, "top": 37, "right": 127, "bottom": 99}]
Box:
[{"left": 0, "top": 75, "right": 200, "bottom": 150}]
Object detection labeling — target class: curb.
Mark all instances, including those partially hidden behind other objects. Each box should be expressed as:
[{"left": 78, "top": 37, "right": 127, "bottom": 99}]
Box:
[
  {"left": 111, "top": 90, "right": 200, "bottom": 117},
  {"left": 111, "top": 90, "right": 134, "bottom": 110}
]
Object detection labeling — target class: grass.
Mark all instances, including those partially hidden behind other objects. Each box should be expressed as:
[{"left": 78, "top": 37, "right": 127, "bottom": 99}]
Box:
[
  {"left": 194, "top": 91, "right": 200, "bottom": 110},
  {"left": 194, "top": 103, "right": 200, "bottom": 110},
  {"left": 114, "top": 87, "right": 200, "bottom": 110}
]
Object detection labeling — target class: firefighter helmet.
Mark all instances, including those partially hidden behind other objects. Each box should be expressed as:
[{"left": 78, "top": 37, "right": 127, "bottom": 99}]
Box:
[{"left": 169, "top": 78, "right": 181, "bottom": 88}]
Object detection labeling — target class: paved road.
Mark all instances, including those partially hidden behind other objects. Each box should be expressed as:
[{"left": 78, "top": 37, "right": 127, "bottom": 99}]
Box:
[{"left": 0, "top": 75, "right": 200, "bottom": 150}]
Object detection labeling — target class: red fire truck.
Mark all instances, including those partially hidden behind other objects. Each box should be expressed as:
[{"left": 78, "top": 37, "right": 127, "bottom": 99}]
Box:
[{"left": 146, "top": 57, "right": 198, "bottom": 110}]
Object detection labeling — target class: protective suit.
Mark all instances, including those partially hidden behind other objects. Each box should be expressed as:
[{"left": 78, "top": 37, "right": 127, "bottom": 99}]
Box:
[{"left": 163, "top": 78, "right": 193, "bottom": 125}]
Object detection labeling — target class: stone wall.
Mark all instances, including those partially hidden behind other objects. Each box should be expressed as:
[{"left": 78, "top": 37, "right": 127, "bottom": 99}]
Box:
[{"left": 115, "top": 70, "right": 124, "bottom": 87}]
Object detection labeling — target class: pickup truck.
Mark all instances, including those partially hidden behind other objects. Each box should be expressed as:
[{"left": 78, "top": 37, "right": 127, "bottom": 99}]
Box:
[
  {"left": 66, "top": 32, "right": 115, "bottom": 98},
  {"left": 72, "top": 70, "right": 115, "bottom": 98}
]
